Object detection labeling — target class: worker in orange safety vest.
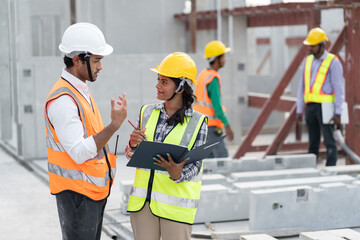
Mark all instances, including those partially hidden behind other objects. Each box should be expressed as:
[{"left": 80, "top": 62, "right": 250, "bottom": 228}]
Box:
[
  {"left": 44, "top": 22, "right": 127, "bottom": 240},
  {"left": 194, "top": 40, "right": 234, "bottom": 158}
]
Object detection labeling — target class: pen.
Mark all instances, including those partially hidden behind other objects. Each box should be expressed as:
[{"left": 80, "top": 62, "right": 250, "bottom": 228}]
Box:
[
  {"left": 128, "top": 120, "right": 147, "bottom": 140},
  {"left": 128, "top": 120, "right": 137, "bottom": 130}
]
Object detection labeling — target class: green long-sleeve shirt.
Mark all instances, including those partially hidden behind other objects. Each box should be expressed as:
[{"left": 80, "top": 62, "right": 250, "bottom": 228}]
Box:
[{"left": 206, "top": 77, "right": 230, "bottom": 127}]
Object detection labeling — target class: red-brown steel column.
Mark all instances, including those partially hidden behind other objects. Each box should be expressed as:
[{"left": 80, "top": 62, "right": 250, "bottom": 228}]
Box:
[
  {"left": 307, "top": 8, "right": 321, "bottom": 30},
  {"left": 344, "top": 6, "right": 360, "bottom": 164},
  {"left": 189, "top": 0, "right": 197, "bottom": 53}
]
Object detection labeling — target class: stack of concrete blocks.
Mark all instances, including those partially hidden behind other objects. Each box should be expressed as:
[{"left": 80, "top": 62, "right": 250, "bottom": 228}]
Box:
[
  {"left": 300, "top": 228, "right": 360, "bottom": 240},
  {"left": 249, "top": 180, "right": 360, "bottom": 232},
  {"left": 119, "top": 154, "right": 360, "bottom": 226},
  {"left": 196, "top": 175, "right": 355, "bottom": 223},
  {"left": 196, "top": 154, "right": 317, "bottom": 223}
]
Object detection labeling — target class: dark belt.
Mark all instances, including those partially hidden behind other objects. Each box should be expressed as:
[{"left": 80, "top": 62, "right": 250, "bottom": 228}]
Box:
[{"left": 306, "top": 102, "right": 321, "bottom": 106}]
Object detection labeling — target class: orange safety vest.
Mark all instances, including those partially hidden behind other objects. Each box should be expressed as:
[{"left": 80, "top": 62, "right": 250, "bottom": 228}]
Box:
[
  {"left": 194, "top": 69, "right": 226, "bottom": 128},
  {"left": 44, "top": 78, "right": 117, "bottom": 201},
  {"left": 304, "top": 53, "right": 336, "bottom": 103}
]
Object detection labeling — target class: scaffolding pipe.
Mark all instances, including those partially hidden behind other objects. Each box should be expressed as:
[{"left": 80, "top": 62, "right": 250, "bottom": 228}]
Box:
[
  {"left": 228, "top": 0, "right": 234, "bottom": 51},
  {"left": 70, "top": 0, "right": 76, "bottom": 24},
  {"left": 333, "top": 130, "right": 360, "bottom": 164}
]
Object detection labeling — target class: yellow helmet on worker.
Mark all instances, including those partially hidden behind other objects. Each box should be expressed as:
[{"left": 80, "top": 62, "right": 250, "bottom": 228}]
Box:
[
  {"left": 150, "top": 52, "right": 197, "bottom": 85},
  {"left": 303, "top": 27, "right": 329, "bottom": 46},
  {"left": 204, "top": 40, "right": 231, "bottom": 59}
]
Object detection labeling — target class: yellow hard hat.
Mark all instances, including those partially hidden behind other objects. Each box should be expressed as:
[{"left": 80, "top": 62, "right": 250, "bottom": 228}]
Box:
[
  {"left": 150, "top": 52, "right": 197, "bottom": 85},
  {"left": 303, "top": 27, "right": 329, "bottom": 46},
  {"left": 204, "top": 40, "right": 231, "bottom": 59}
]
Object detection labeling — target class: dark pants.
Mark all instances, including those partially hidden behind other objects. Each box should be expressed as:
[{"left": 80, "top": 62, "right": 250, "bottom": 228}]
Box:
[
  {"left": 55, "top": 191, "right": 107, "bottom": 240},
  {"left": 207, "top": 126, "right": 229, "bottom": 158},
  {"left": 305, "top": 103, "right": 337, "bottom": 166}
]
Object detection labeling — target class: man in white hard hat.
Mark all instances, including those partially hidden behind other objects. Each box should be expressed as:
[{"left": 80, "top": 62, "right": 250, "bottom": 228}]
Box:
[{"left": 44, "top": 22, "right": 127, "bottom": 239}]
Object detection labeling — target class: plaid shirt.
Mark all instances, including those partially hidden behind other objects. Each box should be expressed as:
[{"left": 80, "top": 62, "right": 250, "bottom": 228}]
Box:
[{"left": 125, "top": 103, "right": 208, "bottom": 183}]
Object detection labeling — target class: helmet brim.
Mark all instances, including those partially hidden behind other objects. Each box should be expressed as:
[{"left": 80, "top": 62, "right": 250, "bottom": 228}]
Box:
[
  {"left": 150, "top": 67, "right": 159, "bottom": 74},
  {"left": 59, "top": 43, "right": 113, "bottom": 56},
  {"left": 95, "top": 44, "right": 113, "bottom": 56}
]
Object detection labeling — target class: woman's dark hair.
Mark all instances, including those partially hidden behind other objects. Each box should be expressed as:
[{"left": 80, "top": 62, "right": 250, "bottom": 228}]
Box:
[
  {"left": 166, "top": 77, "right": 196, "bottom": 125},
  {"left": 63, "top": 53, "right": 87, "bottom": 68}
]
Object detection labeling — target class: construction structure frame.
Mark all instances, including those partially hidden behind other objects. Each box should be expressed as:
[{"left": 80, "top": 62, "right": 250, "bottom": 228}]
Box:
[{"left": 175, "top": 0, "right": 360, "bottom": 163}]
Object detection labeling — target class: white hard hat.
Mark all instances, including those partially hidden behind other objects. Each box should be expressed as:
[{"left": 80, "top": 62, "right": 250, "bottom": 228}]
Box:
[{"left": 59, "top": 22, "right": 113, "bottom": 56}]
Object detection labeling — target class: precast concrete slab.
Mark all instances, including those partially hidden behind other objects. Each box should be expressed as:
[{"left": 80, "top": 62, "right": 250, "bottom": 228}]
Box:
[
  {"left": 300, "top": 228, "right": 360, "bottom": 240},
  {"left": 235, "top": 175, "right": 355, "bottom": 220},
  {"left": 326, "top": 228, "right": 360, "bottom": 239},
  {"left": 320, "top": 164, "right": 360, "bottom": 177},
  {"left": 201, "top": 173, "right": 228, "bottom": 185},
  {"left": 240, "top": 234, "right": 278, "bottom": 239},
  {"left": 202, "top": 154, "right": 316, "bottom": 175},
  {"left": 202, "top": 157, "right": 243, "bottom": 174},
  {"left": 194, "top": 184, "right": 243, "bottom": 223},
  {"left": 231, "top": 168, "right": 320, "bottom": 182},
  {"left": 300, "top": 231, "right": 348, "bottom": 240},
  {"left": 249, "top": 182, "right": 360, "bottom": 231},
  {"left": 265, "top": 154, "right": 316, "bottom": 169}
]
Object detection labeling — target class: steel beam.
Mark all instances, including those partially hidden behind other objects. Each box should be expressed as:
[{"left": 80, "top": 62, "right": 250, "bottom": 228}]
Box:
[
  {"left": 264, "top": 105, "right": 297, "bottom": 157},
  {"left": 234, "top": 44, "right": 308, "bottom": 159},
  {"left": 189, "top": 0, "right": 197, "bottom": 53},
  {"left": 248, "top": 92, "right": 295, "bottom": 112},
  {"left": 248, "top": 12, "right": 311, "bottom": 28}
]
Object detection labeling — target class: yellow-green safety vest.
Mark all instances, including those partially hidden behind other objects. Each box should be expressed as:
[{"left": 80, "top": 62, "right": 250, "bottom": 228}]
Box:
[
  {"left": 304, "top": 53, "right": 336, "bottom": 103},
  {"left": 127, "top": 104, "right": 206, "bottom": 224}
]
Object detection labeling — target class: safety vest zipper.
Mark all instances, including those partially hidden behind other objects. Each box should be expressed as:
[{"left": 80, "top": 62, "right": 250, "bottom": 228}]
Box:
[{"left": 146, "top": 169, "right": 155, "bottom": 202}]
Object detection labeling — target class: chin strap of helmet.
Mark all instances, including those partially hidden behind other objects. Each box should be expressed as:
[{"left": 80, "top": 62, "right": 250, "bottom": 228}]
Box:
[{"left": 84, "top": 52, "right": 93, "bottom": 82}]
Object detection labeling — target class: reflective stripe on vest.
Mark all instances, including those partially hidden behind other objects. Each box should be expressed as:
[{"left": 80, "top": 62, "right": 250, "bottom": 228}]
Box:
[
  {"left": 45, "top": 78, "right": 116, "bottom": 201},
  {"left": 304, "top": 53, "right": 336, "bottom": 103},
  {"left": 128, "top": 104, "right": 205, "bottom": 224},
  {"left": 194, "top": 69, "right": 225, "bottom": 128}
]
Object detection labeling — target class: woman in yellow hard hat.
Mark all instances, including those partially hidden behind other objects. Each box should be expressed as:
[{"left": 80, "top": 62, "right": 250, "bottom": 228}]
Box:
[{"left": 124, "top": 52, "right": 208, "bottom": 240}]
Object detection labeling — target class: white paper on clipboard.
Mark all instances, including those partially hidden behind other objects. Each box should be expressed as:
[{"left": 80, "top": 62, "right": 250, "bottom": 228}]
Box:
[{"left": 321, "top": 102, "right": 349, "bottom": 124}]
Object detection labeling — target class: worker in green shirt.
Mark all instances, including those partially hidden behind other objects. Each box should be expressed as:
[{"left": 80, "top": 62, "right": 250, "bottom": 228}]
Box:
[{"left": 194, "top": 40, "right": 234, "bottom": 158}]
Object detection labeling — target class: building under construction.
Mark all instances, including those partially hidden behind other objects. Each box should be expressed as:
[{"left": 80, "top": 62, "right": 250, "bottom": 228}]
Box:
[{"left": 1, "top": 0, "right": 360, "bottom": 239}]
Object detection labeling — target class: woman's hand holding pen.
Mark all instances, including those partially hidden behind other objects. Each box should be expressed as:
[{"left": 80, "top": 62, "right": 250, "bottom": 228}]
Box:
[
  {"left": 153, "top": 153, "right": 188, "bottom": 181},
  {"left": 129, "top": 128, "right": 147, "bottom": 148}
]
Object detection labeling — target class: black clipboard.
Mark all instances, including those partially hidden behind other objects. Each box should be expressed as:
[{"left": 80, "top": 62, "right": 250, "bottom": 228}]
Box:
[{"left": 126, "top": 135, "right": 226, "bottom": 171}]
